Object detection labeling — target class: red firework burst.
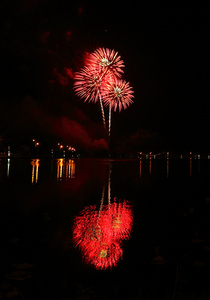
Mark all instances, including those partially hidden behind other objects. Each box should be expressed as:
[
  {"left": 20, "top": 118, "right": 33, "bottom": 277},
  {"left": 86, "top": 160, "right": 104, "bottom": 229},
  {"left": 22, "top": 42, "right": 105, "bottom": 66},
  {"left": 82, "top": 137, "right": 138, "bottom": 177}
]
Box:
[
  {"left": 87, "top": 48, "right": 125, "bottom": 78},
  {"left": 102, "top": 79, "right": 134, "bottom": 112},
  {"left": 73, "top": 66, "right": 102, "bottom": 103},
  {"left": 74, "top": 65, "right": 115, "bottom": 103}
]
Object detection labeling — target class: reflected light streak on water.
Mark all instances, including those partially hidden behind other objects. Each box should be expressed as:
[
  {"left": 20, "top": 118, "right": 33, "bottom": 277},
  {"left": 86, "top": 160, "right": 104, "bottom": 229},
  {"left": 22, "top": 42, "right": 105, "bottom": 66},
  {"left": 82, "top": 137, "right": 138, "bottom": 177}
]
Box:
[
  {"left": 149, "top": 157, "right": 152, "bottom": 175},
  {"left": 1, "top": 157, "right": 209, "bottom": 184},
  {"left": 190, "top": 158, "right": 192, "bottom": 176},
  {"left": 57, "top": 158, "right": 64, "bottom": 180},
  {"left": 7, "top": 158, "right": 10, "bottom": 178},
  {"left": 31, "top": 159, "right": 40, "bottom": 184},
  {"left": 67, "top": 159, "right": 75, "bottom": 179},
  {"left": 167, "top": 158, "right": 169, "bottom": 178},
  {"left": 139, "top": 157, "right": 142, "bottom": 177},
  {"left": 57, "top": 158, "right": 75, "bottom": 181}
]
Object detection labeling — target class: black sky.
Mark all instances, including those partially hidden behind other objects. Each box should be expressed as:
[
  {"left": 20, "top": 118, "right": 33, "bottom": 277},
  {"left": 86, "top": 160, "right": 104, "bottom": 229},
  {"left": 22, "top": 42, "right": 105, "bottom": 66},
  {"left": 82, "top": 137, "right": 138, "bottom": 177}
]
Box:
[{"left": 0, "top": 1, "right": 209, "bottom": 153}]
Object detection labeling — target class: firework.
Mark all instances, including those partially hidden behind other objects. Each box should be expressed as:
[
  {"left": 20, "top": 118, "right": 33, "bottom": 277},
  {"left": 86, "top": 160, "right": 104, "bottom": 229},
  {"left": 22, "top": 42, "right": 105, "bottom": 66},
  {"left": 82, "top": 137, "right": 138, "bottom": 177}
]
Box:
[
  {"left": 102, "top": 79, "right": 134, "bottom": 112},
  {"left": 74, "top": 65, "right": 115, "bottom": 130},
  {"left": 74, "top": 48, "right": 123, "bottom": 103},
  {"left": 87, "top": 48, "right": 125, "bottom": 78},
  {"left": 74, "top": 65, "right": 103, "bottom": 103},
  {"left": 101, "top": 79, "right": 134, "bottom": 138},
  {"left": 73, "top": 47, "right": 132, "bottom": 139}
]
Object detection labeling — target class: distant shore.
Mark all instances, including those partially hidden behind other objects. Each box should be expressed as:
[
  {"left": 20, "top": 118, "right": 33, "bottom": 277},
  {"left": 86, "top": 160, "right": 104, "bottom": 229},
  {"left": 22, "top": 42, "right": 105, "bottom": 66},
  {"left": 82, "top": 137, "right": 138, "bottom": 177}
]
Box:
[{"left": 1, "top": 153, "right": 210, "bottom": 160}]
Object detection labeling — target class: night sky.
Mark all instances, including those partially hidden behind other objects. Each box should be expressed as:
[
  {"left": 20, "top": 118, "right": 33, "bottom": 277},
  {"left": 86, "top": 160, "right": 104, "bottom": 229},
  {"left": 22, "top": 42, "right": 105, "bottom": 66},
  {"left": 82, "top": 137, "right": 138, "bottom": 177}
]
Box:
[{"left": 0, "top": 1, "right": 209, "bottom": 154}]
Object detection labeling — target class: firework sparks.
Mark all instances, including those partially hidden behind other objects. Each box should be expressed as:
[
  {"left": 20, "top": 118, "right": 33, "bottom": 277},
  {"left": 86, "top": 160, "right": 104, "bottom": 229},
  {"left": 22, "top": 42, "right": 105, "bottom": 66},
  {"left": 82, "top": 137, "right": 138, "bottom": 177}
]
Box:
[
  {"left": 102, "top": 79, "right": 134, "bottom": 112},
  {"left": 73, "top": 66, "right": 103, "bottom": 103},
  {"left": 73, "top": 47, "right": 134, "bottom": 141},
  {"left": 73, "top": 61, "right": 116, "bottom": 103},
  {"left": 73, "top": 48, "right": 123, "bottom": 104},
  {"left": 101, "top": 79, "right": 134, "bottom": 138},
  {"left": 87, "top": 48, "right": 125, "bottom": 78},
  {"left": 73, "top": 65, "right": 113, "bottom": 130}
]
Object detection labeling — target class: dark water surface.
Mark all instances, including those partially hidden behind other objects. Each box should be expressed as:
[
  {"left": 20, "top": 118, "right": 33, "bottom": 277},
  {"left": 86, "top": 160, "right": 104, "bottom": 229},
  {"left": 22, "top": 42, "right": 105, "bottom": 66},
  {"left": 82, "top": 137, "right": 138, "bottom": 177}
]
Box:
[{"left": 0, "top": 158, "right": 210, "bottom": 299}]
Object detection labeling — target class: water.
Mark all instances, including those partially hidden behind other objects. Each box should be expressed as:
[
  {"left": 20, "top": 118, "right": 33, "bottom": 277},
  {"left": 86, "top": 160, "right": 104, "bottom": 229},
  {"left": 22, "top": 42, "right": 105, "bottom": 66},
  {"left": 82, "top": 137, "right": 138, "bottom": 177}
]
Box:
[{"left": 0, "top": 157, "right": 210, "bottom": 299}]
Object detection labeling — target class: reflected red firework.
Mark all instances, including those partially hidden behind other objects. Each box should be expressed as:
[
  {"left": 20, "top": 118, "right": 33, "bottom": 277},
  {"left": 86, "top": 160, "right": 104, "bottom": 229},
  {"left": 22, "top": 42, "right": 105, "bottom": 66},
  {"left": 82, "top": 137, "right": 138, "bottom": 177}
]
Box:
[
  {"left": 102, "top": 79, "right": 134, "bottom": 112},
  {"left": 72, "top": 200, "right": 133, "bottom": 270},
  {"left": 84, "top": 239, "right": 123, "bottom": 270},
  {"left": 73, "top": 205, "right": 123, "bottom": 269},
  {"left": 72, "top": 205, "right": 102, "bottom": 248},
  {"left": 109, "top": 199, "right": 133, "bottom": 240}
]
